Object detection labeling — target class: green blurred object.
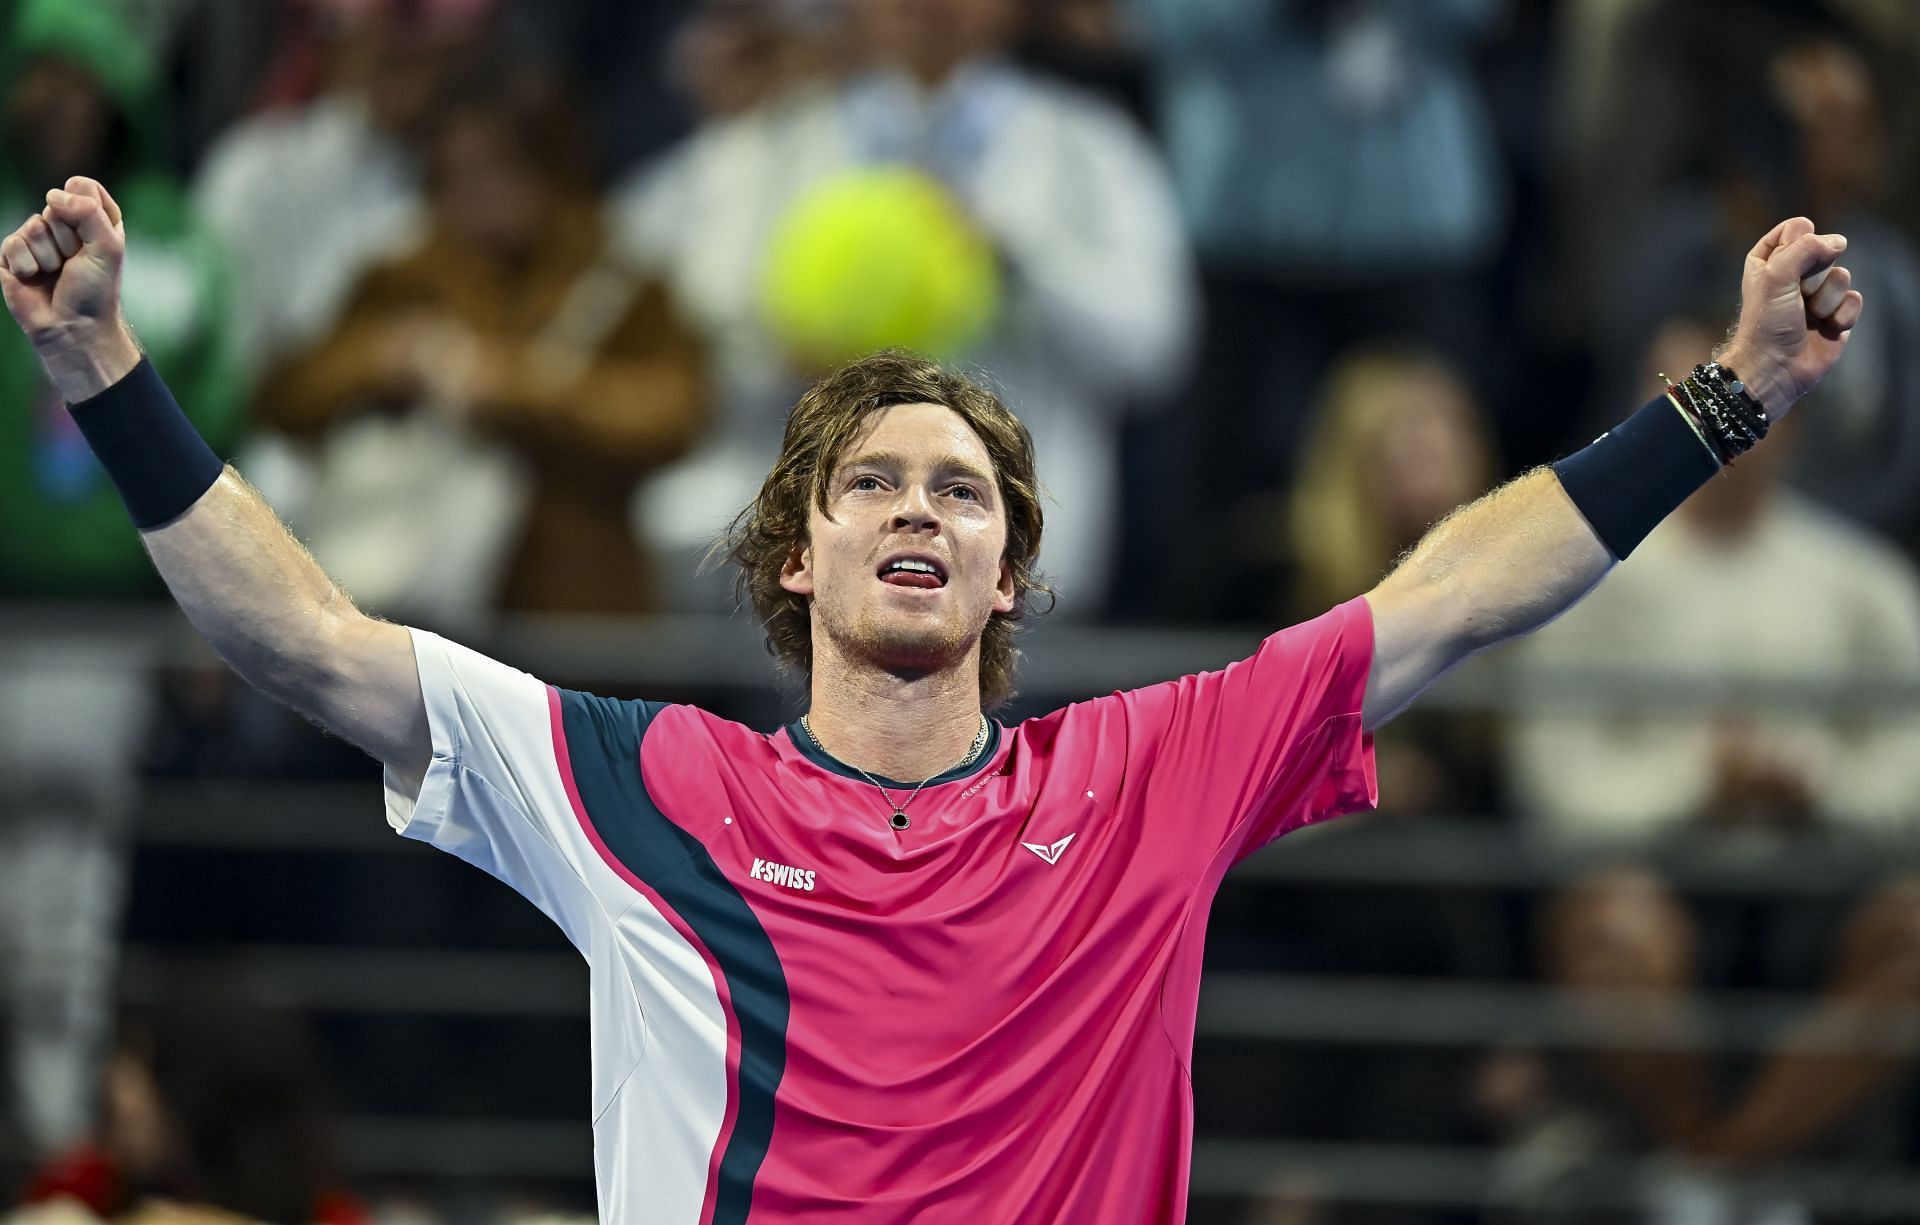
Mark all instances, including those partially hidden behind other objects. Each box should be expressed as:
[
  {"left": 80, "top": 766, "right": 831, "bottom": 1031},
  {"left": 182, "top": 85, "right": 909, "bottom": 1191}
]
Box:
[
  {"left": 0, "top": 0, "right": 245, "bottom": 597},
  {"left": 761, "top": 166, "right": 1001, "bottom": 368},
  {"left": 8, "top": 0, "right": 158, "bottom": 115}
]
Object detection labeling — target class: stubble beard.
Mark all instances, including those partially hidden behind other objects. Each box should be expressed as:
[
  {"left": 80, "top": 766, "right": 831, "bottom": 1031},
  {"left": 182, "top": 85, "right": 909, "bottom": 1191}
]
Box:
[{"left": 819, "top": 586, "right": 984, "bottom": 679}]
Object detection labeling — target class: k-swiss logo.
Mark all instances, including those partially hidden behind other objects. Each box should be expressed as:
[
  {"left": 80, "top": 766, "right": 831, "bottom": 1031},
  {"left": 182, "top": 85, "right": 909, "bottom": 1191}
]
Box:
[
  {"left": 750, "top": 857, "right": 816, "bottom": 892},
  {"left": 1021, "top": 833, "right": 1076, "bottom": 866}
]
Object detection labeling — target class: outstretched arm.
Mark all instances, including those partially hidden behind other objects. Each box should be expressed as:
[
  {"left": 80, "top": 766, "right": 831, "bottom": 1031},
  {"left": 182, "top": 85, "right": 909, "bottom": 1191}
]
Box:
[
  {"left": 1359, "top": 216, "right": 1865, "bottom": 731},
  {"left": 1361, "top": 468, "right": 1610, "bottom": 729},
  {"left": 1, "top": 177, "right": 430, "bottom": 790}
]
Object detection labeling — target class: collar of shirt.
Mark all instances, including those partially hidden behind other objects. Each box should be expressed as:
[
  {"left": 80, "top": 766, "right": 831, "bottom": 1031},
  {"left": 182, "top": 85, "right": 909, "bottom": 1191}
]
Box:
[{"left": 838, "top": 60, "right": 1023, "bottom": 189}]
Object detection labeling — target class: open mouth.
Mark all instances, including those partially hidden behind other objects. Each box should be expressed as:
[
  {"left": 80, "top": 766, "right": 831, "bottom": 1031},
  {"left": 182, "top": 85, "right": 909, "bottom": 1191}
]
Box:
[{"left": 877, "top": 556, "right": 948, "bottom": 590}]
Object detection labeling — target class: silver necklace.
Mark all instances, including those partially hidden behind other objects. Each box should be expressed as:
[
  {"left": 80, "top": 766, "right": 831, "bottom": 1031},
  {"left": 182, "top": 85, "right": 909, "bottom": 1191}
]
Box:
[{"left": 800, "top": 713, "right": 991, "bottom": 831}]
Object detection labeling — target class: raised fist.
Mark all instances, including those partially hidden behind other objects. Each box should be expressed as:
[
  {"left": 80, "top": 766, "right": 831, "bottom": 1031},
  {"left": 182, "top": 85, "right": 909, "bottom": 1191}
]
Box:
[
  {"left": 1720, "top": 216, "right": 1866, "bottom": 421},
  {"left": 0, "top": 176, "right": 141, "bottom": 400}
]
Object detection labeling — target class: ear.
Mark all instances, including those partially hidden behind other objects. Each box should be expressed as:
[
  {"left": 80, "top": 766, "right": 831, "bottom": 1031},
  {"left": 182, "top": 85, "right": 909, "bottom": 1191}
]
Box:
[
  {"left": 778, "top": 541, "right": 814, "bottom": 597},
  {"left": 992, "top": 556, "right": 1016, "bottom": 615}
]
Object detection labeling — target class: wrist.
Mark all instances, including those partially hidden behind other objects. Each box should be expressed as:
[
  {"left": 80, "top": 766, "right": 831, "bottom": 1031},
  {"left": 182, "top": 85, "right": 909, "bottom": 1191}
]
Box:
[
  {"left": 66, "top": 355, "right": 225, "bottom": 529},
  {"left": 1552, "top": 392, "right": 1722, "bottom": 560},
  {"left": 1714, "top": 344, "right": 1791, "bottom": 422},
  {"left": 39, "top": 320, "right": 142, "bottom": 403}
]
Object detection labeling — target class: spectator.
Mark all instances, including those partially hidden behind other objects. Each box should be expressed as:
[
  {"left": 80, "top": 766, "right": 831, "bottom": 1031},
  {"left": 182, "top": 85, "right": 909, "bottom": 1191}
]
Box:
[
  {"left": 1587, "top": 25, "right": 1920, "bottom": 555},
  {"left": 191, "top": 0, "right": 494, "bottom": 377},
  {"left": 1135, "top": 0, "right": 1507, "bottom": 283},
  {"left": 14, "top": 984, "right": 364, "bottom": 1225},
  {"left": 1540, "top": 867, "right": 1920, "bottom": 1174},
  {"left": 1014, "top": 0, "right": 1156, "bottom": 136},
  {"left": 491, "top": 0, "right": 710, "bottom": 176},
  {"left": 1506, "top": 316, "right": 1920, "bottom": 842},
  {"left": 616, "top": 0, "right": 1195, "bottom": 614},
  {"left": 1505, "top": 316, "right": 1920, "bottom": 1181},
  {"left": 1766, "top": 33, "right": 1920, "bottom": 554},
  {"left": 1285, "top": 345, "right": 1504, "bottom": 816},
  {"left": 0, "top": 0, "right": 241, "bottom": 1158},
  {"left": 666, "top": 0, "right": 847, "bottom": 122},
  {"left": 1128, "top": 0, "right": 1508, "bottom": 617},
  {"left": 262, "top": 72, "right": 709, "bottom": 624},
  {"left": 0, "top": 0, "right": 245, "bottom": 597}
]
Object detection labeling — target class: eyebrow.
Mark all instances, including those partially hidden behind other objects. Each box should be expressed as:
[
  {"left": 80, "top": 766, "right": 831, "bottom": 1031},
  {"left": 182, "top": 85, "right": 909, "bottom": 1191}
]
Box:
[{"left": 836, "top": 450, "right": 998, "bottom": 490}]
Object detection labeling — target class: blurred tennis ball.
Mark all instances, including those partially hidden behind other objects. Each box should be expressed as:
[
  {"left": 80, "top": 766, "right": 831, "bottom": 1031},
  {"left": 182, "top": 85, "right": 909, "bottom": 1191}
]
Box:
[{"left": 760, "top": 167, "right": 1001, "bottom": 368}]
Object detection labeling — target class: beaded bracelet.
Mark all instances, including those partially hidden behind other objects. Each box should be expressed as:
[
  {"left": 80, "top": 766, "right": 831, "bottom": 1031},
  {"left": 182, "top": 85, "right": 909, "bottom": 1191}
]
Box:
[
  {"left": 1661, "top": 373, "right": 1729, "bottom": 466},
  {"left": 1661, "top": 363, "right": 1770, "bottom": 466},
  {"left": 1694, "top": 361, "right": 1770, "bottom": 439}
]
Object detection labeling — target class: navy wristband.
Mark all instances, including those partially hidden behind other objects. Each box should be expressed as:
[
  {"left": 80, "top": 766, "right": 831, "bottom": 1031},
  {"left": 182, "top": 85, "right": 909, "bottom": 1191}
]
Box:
[
  {"left": 1551, "top": 393, "right": 1721, "bottom": 561},
  {"left": 67, "top": 357, "right": 225, "bottom": 529}
]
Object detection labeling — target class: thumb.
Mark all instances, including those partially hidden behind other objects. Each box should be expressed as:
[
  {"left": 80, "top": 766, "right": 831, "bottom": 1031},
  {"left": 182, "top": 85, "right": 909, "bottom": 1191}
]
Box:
[
  {"left": 63, "top": 176, "right": 123, "bottom": 230},
  {"left": 1770, "top": 231, "right": 1847, "bottom": 285}
]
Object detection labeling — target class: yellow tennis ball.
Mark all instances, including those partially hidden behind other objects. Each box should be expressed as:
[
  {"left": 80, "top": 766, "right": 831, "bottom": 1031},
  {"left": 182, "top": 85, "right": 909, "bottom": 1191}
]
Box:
[{"left": 761, "top": 167, "right": 1001, "bottom": 367}]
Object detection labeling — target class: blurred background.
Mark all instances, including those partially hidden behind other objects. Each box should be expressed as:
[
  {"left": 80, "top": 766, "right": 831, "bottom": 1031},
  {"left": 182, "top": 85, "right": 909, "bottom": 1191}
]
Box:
[{"left": 5, "top": 0, "right": 1920, "bottom": 1221}]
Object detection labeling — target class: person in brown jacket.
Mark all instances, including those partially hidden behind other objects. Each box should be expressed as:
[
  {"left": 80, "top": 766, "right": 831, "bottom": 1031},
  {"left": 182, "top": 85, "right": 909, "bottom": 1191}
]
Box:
[{"left": 265, "top": 71, "right": 709, "bottom": 618}]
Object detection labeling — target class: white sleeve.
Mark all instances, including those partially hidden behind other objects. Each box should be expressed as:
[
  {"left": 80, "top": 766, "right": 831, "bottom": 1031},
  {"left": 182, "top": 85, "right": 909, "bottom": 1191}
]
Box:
[{"left": 381, "top": 628, "right": 622, "bottom": 953}]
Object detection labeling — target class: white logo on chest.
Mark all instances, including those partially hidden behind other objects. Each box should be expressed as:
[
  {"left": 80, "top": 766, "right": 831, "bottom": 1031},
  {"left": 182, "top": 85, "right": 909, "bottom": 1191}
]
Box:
[
  {"left": 1021, "top": 833, "right": 1076, "bottom": 866},
  {"left": 750, "top": 857, "right": 816, "bottom": 892}
]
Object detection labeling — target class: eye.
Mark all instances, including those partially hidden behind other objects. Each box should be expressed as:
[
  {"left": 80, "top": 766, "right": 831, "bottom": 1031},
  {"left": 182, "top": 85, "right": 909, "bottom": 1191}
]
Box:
[
  {"left": 849, "top": 475, "right": 884, "bottom": 492},
  {"left": 945, "top": 483, "right": 981, "bottom": 502}
]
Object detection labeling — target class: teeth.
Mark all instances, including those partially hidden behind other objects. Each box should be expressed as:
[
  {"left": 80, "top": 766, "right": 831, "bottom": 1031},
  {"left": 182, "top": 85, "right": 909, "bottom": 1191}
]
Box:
[{"left": 890, "top": 559, "right": 938, "bottom": 574}]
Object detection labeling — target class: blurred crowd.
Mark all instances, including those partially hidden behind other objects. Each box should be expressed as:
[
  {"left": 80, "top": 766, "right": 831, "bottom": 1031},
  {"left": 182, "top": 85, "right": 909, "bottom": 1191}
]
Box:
[{"left": 7, "top": 0, "right": 1920, "bottom": 1220}]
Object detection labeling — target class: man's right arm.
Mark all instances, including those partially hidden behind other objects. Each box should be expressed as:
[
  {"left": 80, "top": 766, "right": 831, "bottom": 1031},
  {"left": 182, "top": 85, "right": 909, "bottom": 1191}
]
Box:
[
  {"left": 142, "top": 470, "right": 431, "bottom": 792},
  {"left": 1, "top": 176, "right": 430, "bottom": 791}
]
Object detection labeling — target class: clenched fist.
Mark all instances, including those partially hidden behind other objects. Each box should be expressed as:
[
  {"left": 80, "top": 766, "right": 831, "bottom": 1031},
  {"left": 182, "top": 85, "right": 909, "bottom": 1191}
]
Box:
[
  {"left": 1718, "top": 216, "right": 1866, "bottom": 422},
  {"left": 0, "top": 175, "right": 143, "bottom": 401}
]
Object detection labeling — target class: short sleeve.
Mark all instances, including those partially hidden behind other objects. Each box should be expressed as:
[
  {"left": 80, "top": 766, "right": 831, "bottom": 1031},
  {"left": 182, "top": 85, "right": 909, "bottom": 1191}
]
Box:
[
  {"left": 381, "top": 628, "right": 663, "bottom": 952},
  {"left": 1121, "top": 596, "right": 1378, "bottom": 863}
]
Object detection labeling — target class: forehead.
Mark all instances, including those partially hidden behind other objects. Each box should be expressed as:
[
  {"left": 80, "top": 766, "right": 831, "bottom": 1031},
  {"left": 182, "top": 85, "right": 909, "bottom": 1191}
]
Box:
[{"left": 835, "top": 402, "right": 997, "bottom": 474}]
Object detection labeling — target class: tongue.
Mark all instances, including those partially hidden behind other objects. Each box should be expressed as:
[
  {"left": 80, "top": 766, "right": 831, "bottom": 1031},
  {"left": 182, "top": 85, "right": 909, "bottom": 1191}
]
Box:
[{"left": 882, "top": 571, "right": 943, "bottom": 589}]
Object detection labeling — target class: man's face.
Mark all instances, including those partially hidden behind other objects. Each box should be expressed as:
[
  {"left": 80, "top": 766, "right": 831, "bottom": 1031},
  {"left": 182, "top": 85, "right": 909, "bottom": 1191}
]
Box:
[
  {"left": 854, "top": 0, "right": 1023, "bottom": 80},
  {"left": 780, "top": 402, "right": 1017, "bottom": 680},
  {"left": 5, "top": 59, "right": 111, "bottom": 179}
]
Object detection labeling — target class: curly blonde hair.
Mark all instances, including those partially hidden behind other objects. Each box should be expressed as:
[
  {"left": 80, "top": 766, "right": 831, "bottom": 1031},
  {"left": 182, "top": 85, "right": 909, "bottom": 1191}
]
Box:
[{"left": 720, "top": 351, "right": 1050, "bottom": 708}]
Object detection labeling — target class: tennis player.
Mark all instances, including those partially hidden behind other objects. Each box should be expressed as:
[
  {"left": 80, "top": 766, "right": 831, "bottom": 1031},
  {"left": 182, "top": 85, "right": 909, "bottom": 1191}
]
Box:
[{"left": 3, "top": 176, "right": 1863, "bottom": 1223}]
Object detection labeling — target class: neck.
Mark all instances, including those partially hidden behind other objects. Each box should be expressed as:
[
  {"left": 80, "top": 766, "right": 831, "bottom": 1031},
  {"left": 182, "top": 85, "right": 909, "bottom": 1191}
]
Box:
[
  {"left": 901, "top": 48, "right": 976, "bottom": 90},
  {"left": 803, "top": 641, "right": 988, "bottom": 781}
]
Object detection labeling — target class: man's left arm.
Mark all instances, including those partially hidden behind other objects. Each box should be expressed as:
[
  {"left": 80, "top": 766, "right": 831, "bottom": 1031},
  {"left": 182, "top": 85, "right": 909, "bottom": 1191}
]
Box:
[{"left": 1360, "top": 216, "right": 1865, "bottom": 732}]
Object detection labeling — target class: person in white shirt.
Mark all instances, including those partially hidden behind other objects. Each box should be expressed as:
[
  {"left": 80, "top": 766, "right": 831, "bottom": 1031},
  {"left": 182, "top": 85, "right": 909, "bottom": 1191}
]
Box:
[
  {"left": 615, "top": 0, "right": 1196, "bottom": 613},
  {"left": 1509, "top": 313, "right": 1920, "bottom": 1173},
  {"left": 191, "top": 1, "right": 489, "bottom": 375},
  {"left": 1507, "top": 315, "right": 1920, "bottom": 841}
]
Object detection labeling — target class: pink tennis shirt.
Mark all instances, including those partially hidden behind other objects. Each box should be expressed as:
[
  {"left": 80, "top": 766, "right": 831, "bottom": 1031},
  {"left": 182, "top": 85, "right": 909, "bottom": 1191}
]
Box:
[{"left": 382, "top": 596, "right": 1378, "bottom": 1224}]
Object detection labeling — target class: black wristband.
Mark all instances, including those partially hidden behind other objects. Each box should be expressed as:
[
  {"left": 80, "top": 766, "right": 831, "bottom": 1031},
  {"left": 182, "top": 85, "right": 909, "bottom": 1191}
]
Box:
[
  {"left": 1551, "top": 393, "right": 1720, "bottom": 561},
  {"left": 66, "top": 357, "right": 225, "bottom": 529}
]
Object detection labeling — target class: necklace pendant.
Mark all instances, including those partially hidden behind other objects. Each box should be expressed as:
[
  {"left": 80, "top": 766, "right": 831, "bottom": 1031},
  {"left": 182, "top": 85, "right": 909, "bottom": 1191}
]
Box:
[{"left": 889, "top": 811, "right": 910, "bottom": 831}]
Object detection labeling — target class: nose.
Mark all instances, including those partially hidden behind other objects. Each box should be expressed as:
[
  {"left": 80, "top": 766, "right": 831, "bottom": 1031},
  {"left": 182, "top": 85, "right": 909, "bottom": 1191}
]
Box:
[{"left": 890, "top": 482, "right": 940, "bottom": 533}]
